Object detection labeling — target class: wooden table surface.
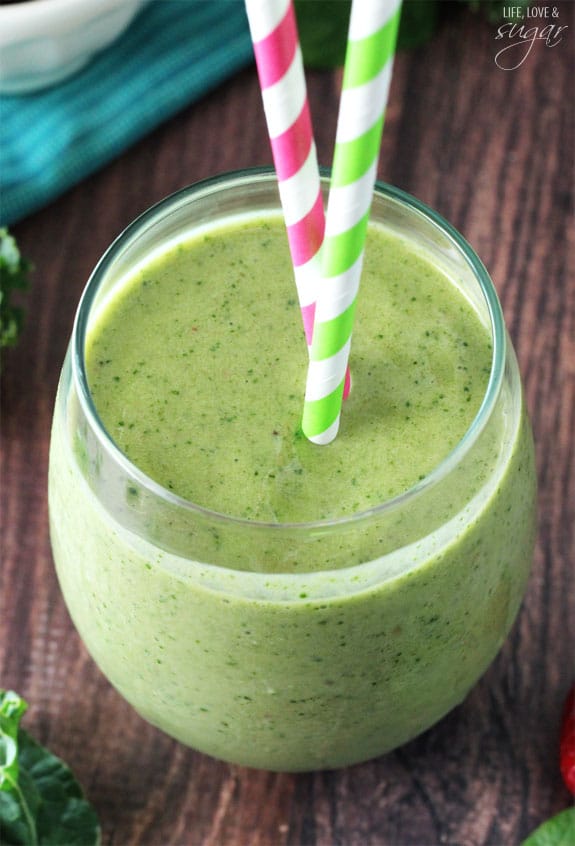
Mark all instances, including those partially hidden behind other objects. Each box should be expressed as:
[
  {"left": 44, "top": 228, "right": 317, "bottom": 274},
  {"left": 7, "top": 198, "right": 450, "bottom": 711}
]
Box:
[{"left": 1, "top": 5, "right": 574, "bottom": 845}]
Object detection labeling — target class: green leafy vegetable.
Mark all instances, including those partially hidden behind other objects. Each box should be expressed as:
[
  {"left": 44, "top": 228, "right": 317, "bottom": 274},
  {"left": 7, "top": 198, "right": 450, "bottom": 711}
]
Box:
[
  {"left": 0, "top": 690, "right": 101, "bottom": 846},
  {"left": 294, "top": 0, "right": 351, "bottom": 68},
  {"left": 294, "top": 0, "right": 532, "bottom": 67},
  {"left": 396, "top": 0, "right": 440, "bottom": 50},
  {"left": 467, "top": 0, "right": 531, "bottom": 24},
  {"left": 521, "top": 808, "right": 575, "bottom": 846},
  {"left": 0, "top": 228, "right": 31, "bottom": 351}
]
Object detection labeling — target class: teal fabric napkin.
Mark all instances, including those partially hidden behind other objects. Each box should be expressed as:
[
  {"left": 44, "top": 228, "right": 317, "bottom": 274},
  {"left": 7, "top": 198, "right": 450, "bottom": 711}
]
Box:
[{"left": 0, "top": 0, "right": 254, "bottom": 226}]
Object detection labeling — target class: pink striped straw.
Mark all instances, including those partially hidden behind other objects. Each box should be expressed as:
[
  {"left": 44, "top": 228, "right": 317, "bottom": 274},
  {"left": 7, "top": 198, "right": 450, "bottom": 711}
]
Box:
[
  {"left": 245, "top": 0, "right": 321, "bottom": 345},
  {"left": 245, "top": 0, "right": 350, "bottom": 397}
]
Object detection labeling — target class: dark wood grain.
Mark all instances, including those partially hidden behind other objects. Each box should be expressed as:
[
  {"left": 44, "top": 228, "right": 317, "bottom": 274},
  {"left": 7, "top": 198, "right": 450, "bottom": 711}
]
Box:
[{"left": 1, "top": 6, "right": 573, "bottom": 845}]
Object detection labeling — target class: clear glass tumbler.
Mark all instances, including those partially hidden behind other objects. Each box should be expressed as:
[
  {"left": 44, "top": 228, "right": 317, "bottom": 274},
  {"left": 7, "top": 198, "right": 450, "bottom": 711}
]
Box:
[{"left": 48, "top": 169, "right": 537, "bottom": 771}]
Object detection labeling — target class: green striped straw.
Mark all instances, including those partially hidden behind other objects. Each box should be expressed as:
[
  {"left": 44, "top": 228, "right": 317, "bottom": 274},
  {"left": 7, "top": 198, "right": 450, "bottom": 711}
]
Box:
[{"left": 301, "top": 0, "right": 402, "bottom": 445}]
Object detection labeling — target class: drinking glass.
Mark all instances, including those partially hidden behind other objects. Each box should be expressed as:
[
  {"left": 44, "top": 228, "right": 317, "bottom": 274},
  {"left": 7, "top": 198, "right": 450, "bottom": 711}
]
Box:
[{"left": 49, "top": 169, "right": 537, "bottom": 771}]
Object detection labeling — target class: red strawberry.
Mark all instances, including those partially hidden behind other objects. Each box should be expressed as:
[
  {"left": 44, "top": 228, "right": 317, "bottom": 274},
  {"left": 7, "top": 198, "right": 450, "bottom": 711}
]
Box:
[{"left": 560, "top": 684, "right": 575, "bottom": 795}]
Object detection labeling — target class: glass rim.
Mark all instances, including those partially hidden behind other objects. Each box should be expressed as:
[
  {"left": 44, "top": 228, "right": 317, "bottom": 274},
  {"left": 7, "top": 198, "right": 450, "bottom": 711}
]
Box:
[{"left": 72, "top": 166, "right": 506, "bottom": 534}]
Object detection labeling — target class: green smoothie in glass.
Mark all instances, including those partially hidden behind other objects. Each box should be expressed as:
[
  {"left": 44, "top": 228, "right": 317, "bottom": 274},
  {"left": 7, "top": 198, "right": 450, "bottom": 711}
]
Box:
[{"left": 48, "top": 170, "right": 536, "bottom": 771}]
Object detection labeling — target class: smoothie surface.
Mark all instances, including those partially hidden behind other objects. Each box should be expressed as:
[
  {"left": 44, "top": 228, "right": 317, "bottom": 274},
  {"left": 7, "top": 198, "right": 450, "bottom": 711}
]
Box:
[{"left": 86, "top": 216, "right": 492, "bottom": 523}]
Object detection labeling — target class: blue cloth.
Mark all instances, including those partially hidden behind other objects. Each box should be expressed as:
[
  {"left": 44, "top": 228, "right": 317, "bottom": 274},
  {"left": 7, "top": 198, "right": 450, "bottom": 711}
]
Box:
[{"left": 0, "top": 1, "right": 254, "bottom": 225}]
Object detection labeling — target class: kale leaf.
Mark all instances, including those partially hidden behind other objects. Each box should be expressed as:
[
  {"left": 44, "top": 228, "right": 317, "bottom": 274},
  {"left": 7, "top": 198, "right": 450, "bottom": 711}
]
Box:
[
  {"left": 521, "top": 808, "right": 575, "bottom": 846},
  {"left": 0, "top": 228, "right": 31, "bottom": 351},
  {"left": 0, "top": 690, "right": 101, "bottom": 846},
  {"left": 294, "top": 0, "right": 532, "bottom": 67}
]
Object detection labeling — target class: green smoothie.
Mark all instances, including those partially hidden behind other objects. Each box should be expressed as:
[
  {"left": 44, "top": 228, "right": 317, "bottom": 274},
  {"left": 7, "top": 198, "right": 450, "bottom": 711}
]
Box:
[{"left": 49, "top": 178, "right": 536, "bottom": 771}]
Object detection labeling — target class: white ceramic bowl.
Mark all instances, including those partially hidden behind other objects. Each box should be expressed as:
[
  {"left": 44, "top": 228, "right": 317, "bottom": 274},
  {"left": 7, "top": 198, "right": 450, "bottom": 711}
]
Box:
[{"left": 0, "top": 0, "right": 146, "bottom": 94}]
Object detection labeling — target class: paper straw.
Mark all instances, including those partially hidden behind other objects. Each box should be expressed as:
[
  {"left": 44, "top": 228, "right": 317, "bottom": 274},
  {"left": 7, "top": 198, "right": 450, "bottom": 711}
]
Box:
[
  {"left": 301, "top": 0, "right": 402, "bottom": 445},
  {"left": 245, "top": 0, "right": 352, "bottom": 399},
  {"left": 245, "top": 0, "right": 323, "bottom": 346}
]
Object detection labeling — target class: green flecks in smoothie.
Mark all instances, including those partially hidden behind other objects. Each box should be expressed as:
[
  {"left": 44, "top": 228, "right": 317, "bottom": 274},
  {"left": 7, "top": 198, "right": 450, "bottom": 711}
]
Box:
[{"left": 86, "top": 217, "right": 492, "bottom": 523}]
